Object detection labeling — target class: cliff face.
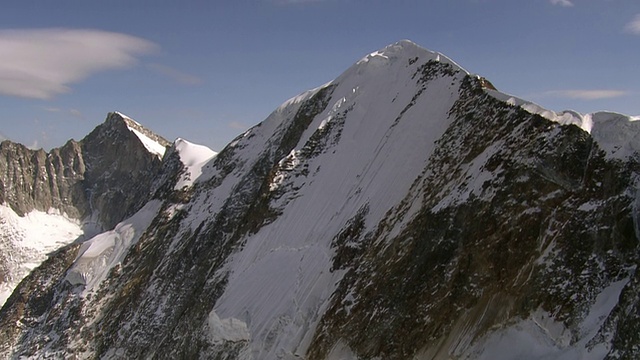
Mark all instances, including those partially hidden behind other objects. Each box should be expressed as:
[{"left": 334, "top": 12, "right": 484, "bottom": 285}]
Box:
[
  {"left": 80, "top": 112, "right": 171, "bottom": 230},
  {"left": 0, "top": 112, "right": 171, "bottom": 306},
  {"left": 0, "top": 112, "right": 170, "bottom": 229},
  {"left": 0, "top": 139, "right": 86, "bottom": 219},
  {"left": 1, "top": 41, "right": 639, "bottom": 360}
]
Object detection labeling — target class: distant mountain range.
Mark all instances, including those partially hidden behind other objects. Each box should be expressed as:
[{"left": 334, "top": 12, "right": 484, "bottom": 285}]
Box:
[{"left": 1, "top": 40, "right": 639, "bottom": 359}]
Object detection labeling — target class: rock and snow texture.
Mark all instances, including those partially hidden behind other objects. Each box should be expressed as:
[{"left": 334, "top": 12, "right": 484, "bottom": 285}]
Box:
[
  {"left": 117, "top": 111, "right": 170, "bottom": 157},
  {"left": 208, "top": 39, "right": 469, "bottom": 358},
  {"left": 173, "top": 138, "right": 217, "bottom": 189},
  {"left": 0, "top": 205, "right": 83, "bottom": 306},
  {"left": 0, "top": 111, "right": 172, "bottom": 310},
  {"left": 486, "top": 89, "right": 640, "bottom": 160},
  {"left": 65, "top": 200, "right": 161, "bottom": 294},
  {"left": 1, "top": 40, "right": 640, "bottom": 360}
]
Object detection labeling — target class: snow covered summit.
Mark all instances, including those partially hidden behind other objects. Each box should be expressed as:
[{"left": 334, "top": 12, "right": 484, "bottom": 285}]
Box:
[{"left": 1, "top": 41, "right": 640, "bottom": 360}]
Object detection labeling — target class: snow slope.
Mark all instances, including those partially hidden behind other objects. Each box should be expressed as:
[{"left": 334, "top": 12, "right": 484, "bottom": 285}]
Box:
[
  {"left": 65, "top": 200, "right": 162, "bottom": 295},
  {"left": 117, "top": 111, "right": 168, "bottom": 157},
  {"left": 203, "top": 39, "right": 470, "bottom": 358},
  {"left": 173, "top": 138, "right": 217, "bottom": 189},
  {"left": 0, "top": 205, "right": 83, "bottom": 306}
]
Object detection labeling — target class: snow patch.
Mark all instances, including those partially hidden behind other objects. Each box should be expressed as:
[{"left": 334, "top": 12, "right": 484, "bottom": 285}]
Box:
[
  {"left": 361, "top": 40, "right": 466, "bottom": 72},
  {"left": 0, "top": 205, "right": 83, "bottom": 306},
  {"left": 173, "top": 138, "right": 217, "bottom": 189},
  {"left": 590, "top": 112, "right": 640, "bottom": 160},
  {"left": 65, "top": 200, "right": 162, "bottom": 294},
  {"left": 127, "top": 127, "right": 167, "bottom": 157},
  {"left": 207, "top": 310, "right": 251, "bottom": 343},
  {"left": 114, "top": 111, "right": 134, "bottom": 122}
]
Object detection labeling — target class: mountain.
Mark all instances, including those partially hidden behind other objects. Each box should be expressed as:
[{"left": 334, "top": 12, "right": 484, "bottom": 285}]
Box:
[
  {"left": 0, "top": 112, "right": 170, "bottom": 305},
  {"left": 1, "top": 40, "right": 639, "bottom": 359}
]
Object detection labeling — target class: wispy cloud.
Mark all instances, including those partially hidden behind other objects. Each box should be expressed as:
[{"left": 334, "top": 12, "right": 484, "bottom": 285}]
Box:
[
  {"left": 41, "top": 106, "right": 85, "bottom": 120},
  {"left": 550, "top": 0, "right": 574, "bottom": 7},
  {"left": 543, "top": 89, "right": 629, "bottom": 100},
  {"left": 69, "top": 108, "right": 84, "bottom": 120},
  {"left": 147, "top": 63, "right": 203, "bottom": 85},
  {"left": 0, "top": 28, "right": 157, "bottom": 100},
  {"left": 625, "top": 14, "right": 640, "bottom": 35}
]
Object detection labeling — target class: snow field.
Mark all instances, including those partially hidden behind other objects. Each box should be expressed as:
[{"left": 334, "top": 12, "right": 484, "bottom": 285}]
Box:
[{"left": 0, "top": 205, "right": 83, "bottom": 306}]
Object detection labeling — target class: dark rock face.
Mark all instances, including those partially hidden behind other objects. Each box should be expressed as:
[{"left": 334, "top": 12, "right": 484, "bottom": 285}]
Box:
[
  {"left": 80, "top": 113, "right": 171, "bottom": 230},
  {"left": 0, "top": 112, "right": 170, "bottom": 230},
  {"left": 0, "top": 139, "right": 86, "bottom": 219}
]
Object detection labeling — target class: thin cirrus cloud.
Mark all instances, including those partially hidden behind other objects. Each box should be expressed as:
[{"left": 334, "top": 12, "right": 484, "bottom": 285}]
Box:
[
  {"left": 42, "top": 107, "right": 85, "bottom": 120},
  {"left": 549, "top": 0, "right": 574, "bottom": 7},
  {"left": 147, "top": 63, "right": 204, "bottom": 85},
  {"left": 0, "top": 28, "right": 157, "bottom": 100},
  {"left": 544, "top": 89, "right": 629, "bottom": 100},
  {"left": 625, "top": 14, "right": 640, "bottom": 35}
]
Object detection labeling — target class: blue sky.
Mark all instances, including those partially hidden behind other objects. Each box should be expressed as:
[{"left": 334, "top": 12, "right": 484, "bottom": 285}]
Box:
[{"left": 1, "top": 0, "right": 639, "bottom": 151}]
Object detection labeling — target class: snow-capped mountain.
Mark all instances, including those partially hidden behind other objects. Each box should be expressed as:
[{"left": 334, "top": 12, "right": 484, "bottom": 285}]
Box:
[
  {"left": 0, "top": 112, "right": 171, "bottom": 306},
  {"left": 1, "top": 40, "right": 639, "bottom": 359}
]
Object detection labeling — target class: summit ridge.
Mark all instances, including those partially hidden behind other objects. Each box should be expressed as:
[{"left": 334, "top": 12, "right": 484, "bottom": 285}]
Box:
[{"left": 0, "top": 40, "right": 639, "bottom": 359}]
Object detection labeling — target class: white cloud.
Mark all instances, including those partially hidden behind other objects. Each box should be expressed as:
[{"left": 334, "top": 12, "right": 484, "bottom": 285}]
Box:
[
  {"left": 147, "top": 63, "right": 203, "bottom": 85},
  {"left": 550, "top": 0, "right": 574, "bottom": 7},
  {"left": 544, "top": 89, "right": 628, "bottom": 100},
  {"left": 625, "top": 14, "right": 640, "bottom": 35},
  {"left": 0, "top": 29, "right": 157, "bottom": 100}
]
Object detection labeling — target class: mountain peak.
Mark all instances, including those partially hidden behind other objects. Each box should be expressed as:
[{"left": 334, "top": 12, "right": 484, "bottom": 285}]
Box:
[
  {"left": 2, "top": 40, "right": 640, "bottom": 360},
  {"left": 104, "top": 111, "right": 171, "bottom": 157},
  {"left": 354, "top": 40, "right": 468, "bottom": 74}
]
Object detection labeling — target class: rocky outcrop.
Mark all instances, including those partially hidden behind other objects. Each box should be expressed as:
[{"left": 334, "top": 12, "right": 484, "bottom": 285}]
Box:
[
  {"left": 0, "top": 139, "right": 86, "bottom": 219},
  {"left": 0, "top": 112, "right": 171, "bottom": 310},
  {"left": 0, "top": 112, "right": 170, "bottom": 230},
  {"left": 80, "top": 113, "right": 171, "bottom": 230}
]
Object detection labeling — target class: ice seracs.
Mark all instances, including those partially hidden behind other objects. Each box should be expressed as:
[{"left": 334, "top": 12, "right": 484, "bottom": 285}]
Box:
[{"left": 65, "top": 200, "right": 162, "bottom": 295}]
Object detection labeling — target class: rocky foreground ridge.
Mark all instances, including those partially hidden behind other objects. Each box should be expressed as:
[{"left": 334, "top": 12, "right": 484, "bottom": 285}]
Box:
[{"left": 0, "top": 41, "right": 640, "bottom": 359}]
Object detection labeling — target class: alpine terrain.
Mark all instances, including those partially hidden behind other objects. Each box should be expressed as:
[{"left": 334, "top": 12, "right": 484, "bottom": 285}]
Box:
[{"left": 1, "top": 40, "right": 639, "bottom": 359}]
